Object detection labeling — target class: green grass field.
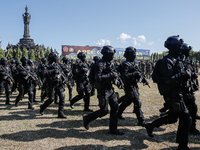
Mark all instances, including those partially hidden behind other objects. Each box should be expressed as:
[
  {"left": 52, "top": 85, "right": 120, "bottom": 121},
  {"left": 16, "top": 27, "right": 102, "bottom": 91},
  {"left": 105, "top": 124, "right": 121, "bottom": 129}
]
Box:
[{"left": 0, "top": 80, "right": 199, "bottom": 150}]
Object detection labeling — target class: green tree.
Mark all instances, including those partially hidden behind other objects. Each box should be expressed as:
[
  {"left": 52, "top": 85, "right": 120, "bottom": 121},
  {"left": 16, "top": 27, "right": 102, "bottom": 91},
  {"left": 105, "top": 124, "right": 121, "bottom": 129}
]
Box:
[
  {"left": 45, "top": 46, "right": 51, "bottom": 59},
  {"left": 28, "top": 49, "right": 35, "bottom": 61},
  {"left": 35, "top": 47, "right": 45, "bottom": 62},
  {"left": 14, "top": 47, "right": 22, "bottom": 60},
  {"left": 22, "top": 47, "right": 28, "bottom": 57},
  {"left": 5, "top": 48, "right": 13, "bottom": 60},
  {"left": 0, "top": 47, "right": 5, "bottom": 59}
]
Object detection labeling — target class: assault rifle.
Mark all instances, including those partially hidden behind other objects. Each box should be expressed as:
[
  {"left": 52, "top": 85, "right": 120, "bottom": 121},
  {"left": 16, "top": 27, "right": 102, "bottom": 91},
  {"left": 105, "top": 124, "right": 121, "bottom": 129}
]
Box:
[
  {"left": 140, "top": 73, "right": 151, "bottom": 88},
  {"left": 107, "top": 63, "right": 124, "bottom": 89},
  {"left": 18, "top": 64, "right": 41, "bottom": 88},
  {"left": 52, "top": 62, "right": 67, "bottom": 84},
  {"left": 133, "top": 65, "right": 150, "bottom": 88},
  {"left": 0, "top": 65, "right": 15, "bottom": 83}
]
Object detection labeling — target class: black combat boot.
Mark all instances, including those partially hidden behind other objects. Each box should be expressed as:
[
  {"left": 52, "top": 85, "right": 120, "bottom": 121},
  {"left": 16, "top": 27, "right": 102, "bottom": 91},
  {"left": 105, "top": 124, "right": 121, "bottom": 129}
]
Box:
[
  {"left": 83, "top": 114, "right": 90, "bottom": 130},
  {"left": 83, "top": 94, "right": 93, "bottom": 112},
  {"left": 58, "top": 99, "right": 67, "bottom": 118},
  {"left": 28, "top": 94, "right": 34, "bottom": 110},
  {"left": 5, "top": 97, "right": 11, "bottom": 105},
  {"left": 15, "top": 97, "right": 21, "bottom": 107},
  {"left": 117, "top": 102, "right": 127, "bottom": 120}
]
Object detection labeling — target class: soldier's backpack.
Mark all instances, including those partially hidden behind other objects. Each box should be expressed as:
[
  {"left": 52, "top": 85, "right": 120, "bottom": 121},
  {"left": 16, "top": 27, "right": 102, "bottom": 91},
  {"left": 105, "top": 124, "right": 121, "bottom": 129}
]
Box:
[{"left": 152, "top": 59, "right": 162, "bottom": 83}]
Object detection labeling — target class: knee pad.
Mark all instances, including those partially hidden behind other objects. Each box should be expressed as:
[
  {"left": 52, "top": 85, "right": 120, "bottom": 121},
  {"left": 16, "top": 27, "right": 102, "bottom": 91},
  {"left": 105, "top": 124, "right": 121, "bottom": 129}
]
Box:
[
  {"left": 134, "top": 99, "right": 142, "bottom": 109},
  {"left": 59, "top": 92, "right": 65, "bottom": 101}
]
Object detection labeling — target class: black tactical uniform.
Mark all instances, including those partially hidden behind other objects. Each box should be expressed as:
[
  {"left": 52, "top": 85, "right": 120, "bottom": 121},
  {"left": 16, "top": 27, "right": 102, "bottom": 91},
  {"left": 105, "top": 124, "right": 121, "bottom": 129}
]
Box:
[
  {"left": 40, "top": 52, "right": 67, "bottom": 118},
  {"left": 70, "top": 52, "right": 92, "bottom": 112},
  {"left": 117, "top": 47, "right": 146, "bottom": 126},
  {"left": 0, "top": 57, "right": 13, "bottom": 105},
  {"left": 38, "top": 57, "right": 48, "bottom": 103},
  {"left": 61, "top": 56, "right": 73, "bottom": 101},
  {"left": 83, "top": 45, "right": 124, "bottom": 135},
  {"left": 28, "top": 59, "right": 38, "bottom": 103},
  {"left": 9, "top": 59, "right": 16, "bottom": 93},
  {"left": 11, "top": 60, "right": 21, "bottom": 93},
  {"left": 145, "top": 36, "right": 192, "bottom": 150},
  {"left": 89, "top": 56, "right": 100, "bottom": 96},
  {"left": 15, "top": 56, "right": 35, "bottom": 109},
  {"left": 181, "top": 43, "right": 200, "bottom": 135}
]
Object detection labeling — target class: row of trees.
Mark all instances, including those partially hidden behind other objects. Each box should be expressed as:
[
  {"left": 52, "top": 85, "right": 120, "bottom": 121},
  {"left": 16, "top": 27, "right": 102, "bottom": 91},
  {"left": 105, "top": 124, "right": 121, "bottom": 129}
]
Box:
[
  {"left": 150, "top": 50, "right": 200, "bottom": 61},
  {"left": 0, "top": 46, "right": 52, "bottom": 62}
]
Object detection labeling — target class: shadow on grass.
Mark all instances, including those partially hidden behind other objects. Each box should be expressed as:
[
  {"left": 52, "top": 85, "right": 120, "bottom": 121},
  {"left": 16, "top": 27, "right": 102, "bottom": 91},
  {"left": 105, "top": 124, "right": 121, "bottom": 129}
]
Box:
[
  {"left": 0, "top": 128, "right": 150, "bottom": 149},
  {"left": 2, "top": 126, "right": 199, "bottom": 149},
  {"left": 55, "top": 144, "right": 133, "bottom": 150},
  {"left": 161, "top": 147, "right": 200, "bottom": 150}
]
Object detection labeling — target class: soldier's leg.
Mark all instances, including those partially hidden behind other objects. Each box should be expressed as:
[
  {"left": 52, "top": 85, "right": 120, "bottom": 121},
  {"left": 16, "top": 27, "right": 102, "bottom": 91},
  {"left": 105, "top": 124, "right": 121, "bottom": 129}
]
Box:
[
  {"left": 83, "top": 90, "right": 109, "bottom": 130},
  {"left": 90, "top": 83, "right": 95, "bottom": 96},
  {"left": 28, "top": 84, "right": 34, "bottom": 109},
  {"left": 117, "top": 95, "right": 131, "bottom": 120},
  {"left": 5, "top": 82, "right": 11, "bottom": 105},
  {"left": 133, "top": 97, "right": 146, "bottom": 126},
  {"left": 70, "top": 82, "right": 84, "bottom": 108},
  {"left": 57, "top": 89, "right": 67, "bottom": 118},
  {"left": 83, "top": 83, "right": 92, "bottom": 111},
  {"left": 118, "top": 94, "right": 126, "bottom": 104},
  {"left": 67, "top": 83, "right": 72, "bottom": 101},
  {"left": 108, "top": 91, "right": 124, "bottom": 135},
  {"left": 184, "top": 93, "right": 200, "bottom": 135},
  {"left": 176, "top": 107, "right": 192, "bottom": 149},
  {"left": 11, "top": 81, "right": 18, "bottom": 93},
  {"left": 40, "top": 87, "right": 55, "bottom": 115},
  {"left": 54, "top": 90, "right": 59, "bottom": 104},
  {"left": 33, "top": 85, "right": 38, "bottom": 102},
  {"left": 15, "top": 83, "right": 24, "bottom": 107}
]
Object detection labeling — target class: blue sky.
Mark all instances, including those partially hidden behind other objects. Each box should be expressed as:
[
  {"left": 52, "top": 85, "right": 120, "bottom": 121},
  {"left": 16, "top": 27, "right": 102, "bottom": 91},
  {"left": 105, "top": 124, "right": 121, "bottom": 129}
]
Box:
[{"left": 0, "top": 0, "right": 200, "bottom": 55}]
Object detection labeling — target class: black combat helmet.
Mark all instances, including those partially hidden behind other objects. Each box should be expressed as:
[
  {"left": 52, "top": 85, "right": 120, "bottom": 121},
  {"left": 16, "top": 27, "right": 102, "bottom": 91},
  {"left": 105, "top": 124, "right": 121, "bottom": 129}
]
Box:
[
  {"left": 20, "top": 56, "right": 28, "bottom": 65},
  {"left": 93, "top": 56, "right": 100, "bottom": 62},
  {"left": 41, "top": 57, "right": 47, "bottom": 64},
  {"left": 10, "top": 58, "right": 15, "bottom": 64},
  {"left": 124, "top": 46, "right": 136, "bottom": 61},
  {"left": 164, "top": 35, "right": 184, "bottom": 57},
  {"left": 48, "top": 52, "right": 57, "bottom": 63},
  {"left": 101, "top": 45, "right": 116, "bottom": 62},
  {"left": 181, "top": 43, "right": 192, "bottom": 58},
  {"left": 62, "top": 56, "right": 69, "bottom": 64},
  {"left": 1, "top": 57, "right": 8, "bottom": 66},
  {"left": 77, "top": 52, "right": 86, "bottom": 62},
  {"left": 28, "top": 59, "right": 34, "bottom": 66},
  {"left": 15, "top": 60, "right": 21, "bottom": 65}
]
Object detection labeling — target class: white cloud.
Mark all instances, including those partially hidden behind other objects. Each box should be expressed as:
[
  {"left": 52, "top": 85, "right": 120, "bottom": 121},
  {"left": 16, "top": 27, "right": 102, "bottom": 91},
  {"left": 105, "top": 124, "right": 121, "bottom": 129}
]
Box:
[
  {"left": 117, "top": 33, "right": 131, "bottom": 43},
  {"left": 148, "top": 42, "right": 154, "bottom": 45},
  {"left": 94, "top": 39, "right": 111, "bottom": 46},
  {"left": 137, "top": 35, "right": 146, "bottom": 43},
  {"left": 133, "top": 37, "right": 138, "bottom": 46},
  {"left": 132, "top": 35, "right": 147, "bottom": 46}
]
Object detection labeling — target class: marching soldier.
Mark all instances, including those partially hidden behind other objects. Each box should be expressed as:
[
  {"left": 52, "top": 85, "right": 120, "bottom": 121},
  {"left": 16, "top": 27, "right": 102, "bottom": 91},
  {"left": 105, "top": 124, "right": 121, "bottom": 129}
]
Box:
[
  {"left": 70, "top": 52, "right": 92, "bottom": 112},
  {"left": 40, "top": 52, "right": 67, "bottom": 118},
  {"left": 83, "top": 45, "right": 124, "bottom": 135},
  {"left": 0, "top": 57, "right": 13, "bottom": 105}
]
